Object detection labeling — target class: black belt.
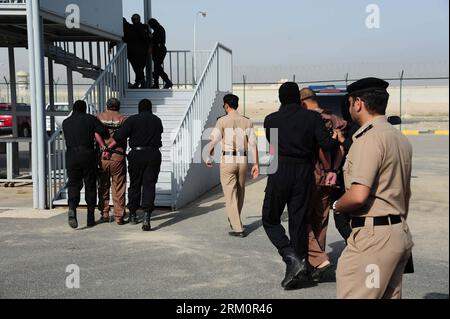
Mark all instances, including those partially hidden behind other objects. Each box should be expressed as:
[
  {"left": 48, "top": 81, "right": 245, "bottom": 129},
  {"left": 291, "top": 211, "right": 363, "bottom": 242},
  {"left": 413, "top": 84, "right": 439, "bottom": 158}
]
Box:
[
  {"left": 278, "top": 155, "right": 311, "bottom": 165},
  {"left": 351, "top": 215, "right": 402, "bottom": 228},
  {"left": 223, "top": 151, "right": 247, "bottom": 157},
  {"left": 131, "top": 146, "right": 158, "bottom": 151}
]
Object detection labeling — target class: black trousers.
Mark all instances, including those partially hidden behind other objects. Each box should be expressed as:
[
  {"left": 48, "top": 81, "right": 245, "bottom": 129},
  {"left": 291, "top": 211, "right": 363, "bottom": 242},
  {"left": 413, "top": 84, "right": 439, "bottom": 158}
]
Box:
[
  {"left": 152, "top": 46, "right": 171, "bottom": 84},
  {"left": 262, "top": 159, "right": 314, "bottom": 259},
  {"left": 127, "top": 150, "right": 161, "bottom": 213},
  {"left": 128, "top": 45, "right": 147, "bottom": 86},
  {"left": 129, "top": 56, "right": 146, "bottom": 85},
  {"left": 66, "top": 150, "right": 97, "bottom": 209}
]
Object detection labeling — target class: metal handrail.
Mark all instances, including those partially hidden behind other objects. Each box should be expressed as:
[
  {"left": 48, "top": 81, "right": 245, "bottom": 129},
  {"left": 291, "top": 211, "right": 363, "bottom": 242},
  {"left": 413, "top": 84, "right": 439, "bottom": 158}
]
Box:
[
  {"left": 82, "top": 44, "right": 127, "bottom": 103},
  {"left": 0, "top": 0, "right": 26, "bottom": 4},
  {"left": 171, "top": 42, "right": 232, "bottom": 207},
  {"left": 47, "top": 44, "right": 128, "bottom": 207},
  {"left": 172, "top": 43, "right": 231, "bottom": 141}
]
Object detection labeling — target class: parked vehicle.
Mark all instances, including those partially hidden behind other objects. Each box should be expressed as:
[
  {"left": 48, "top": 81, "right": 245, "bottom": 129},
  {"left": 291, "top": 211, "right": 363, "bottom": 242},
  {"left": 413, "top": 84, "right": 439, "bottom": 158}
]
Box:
[
  {"left": 0, "top": 102, "right": 96, "bottom": 137},
  {"left": 0, "top": 103, "right": 32, "bottom": 137}
]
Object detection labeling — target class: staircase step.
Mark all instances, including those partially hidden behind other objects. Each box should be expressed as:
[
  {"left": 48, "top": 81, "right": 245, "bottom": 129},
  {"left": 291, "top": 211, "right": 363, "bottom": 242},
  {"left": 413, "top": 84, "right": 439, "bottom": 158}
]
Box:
[
  {"left": 125, "top": 89, "right": 193, "bottom": 99},
  {"left": 122, "top": 99, "right": 190, "bottom": 107}
]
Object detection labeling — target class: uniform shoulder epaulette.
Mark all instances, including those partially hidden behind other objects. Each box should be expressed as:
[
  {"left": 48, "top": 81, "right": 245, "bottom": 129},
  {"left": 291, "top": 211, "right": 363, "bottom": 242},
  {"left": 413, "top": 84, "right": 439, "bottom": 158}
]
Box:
[
  {"left": 355, "top": 124, "right": 374, "bottom": 139},
  {"left": 242, "top": 115, "right": 250, "bottom": 120},
  {"left": 216, "top": 115, "right": 225, "bottom": 121}
]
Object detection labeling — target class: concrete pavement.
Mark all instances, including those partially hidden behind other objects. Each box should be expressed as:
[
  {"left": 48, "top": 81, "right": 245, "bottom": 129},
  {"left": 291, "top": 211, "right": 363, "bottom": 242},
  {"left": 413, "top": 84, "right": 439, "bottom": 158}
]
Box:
[{"left": 0, "top": 136, "right": 448, "bottom": 299}]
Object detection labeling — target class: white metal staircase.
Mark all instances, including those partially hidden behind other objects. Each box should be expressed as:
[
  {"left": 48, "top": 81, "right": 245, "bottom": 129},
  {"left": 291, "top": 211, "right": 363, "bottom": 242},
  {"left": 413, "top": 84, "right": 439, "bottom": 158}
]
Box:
[
  {"left": 121, "top": 89, "right": 195, "bottom": 207},
  {"left": 48, "top": 43, "right": 233, "bottom": 209},
  {"left": 45, "top": 42, "right": 102, "bottom": 80}
]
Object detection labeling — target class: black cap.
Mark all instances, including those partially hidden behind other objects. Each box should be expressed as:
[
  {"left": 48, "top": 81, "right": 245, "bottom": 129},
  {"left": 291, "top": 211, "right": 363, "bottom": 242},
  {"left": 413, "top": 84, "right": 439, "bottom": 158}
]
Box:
[
  {"left": 347, "top": 77, "right": 389, "bottom": 96},
  {"left": 279, "top": 82, "right": 300, "bottom": 105}
]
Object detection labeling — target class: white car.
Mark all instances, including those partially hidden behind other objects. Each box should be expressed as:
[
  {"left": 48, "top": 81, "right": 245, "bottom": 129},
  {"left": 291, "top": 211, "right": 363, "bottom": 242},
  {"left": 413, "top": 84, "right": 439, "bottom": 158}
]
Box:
[{"left": 46, "top": 102, "right": 96, "bottom": 133}]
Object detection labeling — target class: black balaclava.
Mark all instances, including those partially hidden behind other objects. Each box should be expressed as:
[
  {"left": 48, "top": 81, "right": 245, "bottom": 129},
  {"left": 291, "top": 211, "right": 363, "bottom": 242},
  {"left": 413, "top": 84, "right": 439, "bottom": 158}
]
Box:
[
  {"left": 72, "top": 100, "right": 87, "bottom": 113},
  {"left": 148, "top": 18, "right": 159, "bottom": 29},
  {"left": 132, "top": 14, "right": 141, "bottom": 25},
  {"left": 279, "top": 82, "right": 301, "bottom": 105}
]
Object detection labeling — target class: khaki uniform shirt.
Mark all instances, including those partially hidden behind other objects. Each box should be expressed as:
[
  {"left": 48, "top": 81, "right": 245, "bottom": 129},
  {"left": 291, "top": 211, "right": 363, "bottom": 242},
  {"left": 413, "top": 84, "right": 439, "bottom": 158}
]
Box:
[
  {"left": 343, "top": 116, "right": 413, "bottom": 218},
  {"left": 210, "top": 110, "right": 257, "bottom": 155}
]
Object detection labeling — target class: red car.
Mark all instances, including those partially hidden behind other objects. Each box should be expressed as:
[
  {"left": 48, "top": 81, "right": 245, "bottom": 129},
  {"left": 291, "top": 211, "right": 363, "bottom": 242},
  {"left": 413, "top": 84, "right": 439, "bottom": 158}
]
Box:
[{"left": 0, "top": 103, "right": 32, "bottom": 137}]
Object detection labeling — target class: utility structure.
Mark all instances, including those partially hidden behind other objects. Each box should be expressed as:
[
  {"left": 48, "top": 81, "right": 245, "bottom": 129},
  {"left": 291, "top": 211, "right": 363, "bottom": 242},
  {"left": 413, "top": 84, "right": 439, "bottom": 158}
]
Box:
[{"left": 0, "top": 0, "right": 233, "bottom": 210}]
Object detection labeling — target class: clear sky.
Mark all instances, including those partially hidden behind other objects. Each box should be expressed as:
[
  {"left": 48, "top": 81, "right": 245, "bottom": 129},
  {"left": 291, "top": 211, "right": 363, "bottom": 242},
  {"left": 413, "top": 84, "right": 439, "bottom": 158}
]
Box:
[
  {"left": 0, "top": 0, "right": 448, "bottom": 83},
  {"left": 123, "top": 0, "right": 449, "bottom": 81}
]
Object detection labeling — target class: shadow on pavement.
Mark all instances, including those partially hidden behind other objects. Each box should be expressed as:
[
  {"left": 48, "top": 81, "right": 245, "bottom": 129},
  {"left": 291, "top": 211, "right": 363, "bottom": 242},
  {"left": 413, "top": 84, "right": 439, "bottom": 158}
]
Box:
[
  {"left": 424, "top": 293, "right": 449, "bottom": 299},
  {"left": 151, "top": 202, "right": 225, "bottom": 231}
]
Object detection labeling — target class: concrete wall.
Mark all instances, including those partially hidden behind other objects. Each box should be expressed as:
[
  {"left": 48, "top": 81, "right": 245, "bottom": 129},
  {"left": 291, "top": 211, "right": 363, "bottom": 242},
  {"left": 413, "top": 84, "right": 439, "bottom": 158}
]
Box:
[
  {"left": 40, "top": 0, "right": 123, "bottom": 38},
  {"left": 233, "top": 84, "right": 450, "bottom": 121}
]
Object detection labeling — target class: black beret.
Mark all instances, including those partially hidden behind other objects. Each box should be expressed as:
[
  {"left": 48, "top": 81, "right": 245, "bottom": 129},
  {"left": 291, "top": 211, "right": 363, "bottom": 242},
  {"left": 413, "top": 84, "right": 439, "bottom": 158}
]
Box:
[{"left": 347, "top": 77, "right": 389, "bottom": 96}]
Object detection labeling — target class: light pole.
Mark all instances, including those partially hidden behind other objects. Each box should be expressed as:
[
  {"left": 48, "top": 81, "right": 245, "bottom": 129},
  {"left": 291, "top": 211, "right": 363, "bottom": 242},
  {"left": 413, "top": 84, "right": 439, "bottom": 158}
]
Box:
[
  {"left": 193, "top": 11, "right": 207, "bottom": 85},
  {"left": 3, "top": 76, "right": 10, "bottom": 103}
]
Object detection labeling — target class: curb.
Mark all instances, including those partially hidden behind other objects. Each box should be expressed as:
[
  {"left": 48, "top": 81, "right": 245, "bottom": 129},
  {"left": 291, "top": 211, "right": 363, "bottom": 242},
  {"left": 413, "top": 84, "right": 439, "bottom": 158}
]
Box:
[
  {"left": 402, "top": 130, "right": 449, "bottom": 136},
  {"left": 254, "top": 129, "right": 449, "bottom": 137}
]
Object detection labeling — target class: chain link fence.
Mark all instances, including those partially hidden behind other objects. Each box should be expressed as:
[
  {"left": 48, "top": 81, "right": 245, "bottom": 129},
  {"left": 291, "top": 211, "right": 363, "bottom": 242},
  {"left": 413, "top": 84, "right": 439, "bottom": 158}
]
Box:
[{"left": 233, "top": 76, "right": 449, "bottom": 132}]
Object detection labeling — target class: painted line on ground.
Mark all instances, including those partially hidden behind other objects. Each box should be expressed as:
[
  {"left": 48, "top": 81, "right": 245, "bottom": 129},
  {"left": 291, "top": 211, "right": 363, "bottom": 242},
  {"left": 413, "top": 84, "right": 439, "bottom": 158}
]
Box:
[{"left": 254, "top": 128, "right": 448, "bottom": 136}]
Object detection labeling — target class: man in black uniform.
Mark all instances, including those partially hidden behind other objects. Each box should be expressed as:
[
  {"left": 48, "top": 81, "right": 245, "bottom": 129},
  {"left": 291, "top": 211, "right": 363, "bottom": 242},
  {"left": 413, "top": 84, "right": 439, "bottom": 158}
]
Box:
[
  {"left": 332, "top": 97, "right": 359, "bottom": 242},
  {"left": 148, "top": 18, "right": 173, "bottom": 89},
  {"left": 123, "top": 14, "right": 151, "bottom": 89},
  {"left": 62, "top": 100, "right": 108, "bottom": 229},
  {"left": 107, "top": 99, "right": 163, "bottom": 231},
  {"left": 262, "top": 82, "right": 338, "bottom": 290}
]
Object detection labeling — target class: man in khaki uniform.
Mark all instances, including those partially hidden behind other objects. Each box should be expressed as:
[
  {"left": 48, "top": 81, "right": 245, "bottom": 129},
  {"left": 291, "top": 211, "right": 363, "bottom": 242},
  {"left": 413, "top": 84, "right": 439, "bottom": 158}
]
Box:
[
  {"left": 207, "top": 94, "right": 259, "bottom": 238},
  {"left": 96, "top": 98, "right": 127, "bottom": 225},
  {"left": 333, "top": 78, "right": 414, "bottom": 299}
]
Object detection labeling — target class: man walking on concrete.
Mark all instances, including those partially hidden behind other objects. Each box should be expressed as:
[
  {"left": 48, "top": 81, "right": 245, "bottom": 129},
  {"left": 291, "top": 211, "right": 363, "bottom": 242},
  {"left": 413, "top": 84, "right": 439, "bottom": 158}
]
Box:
[
  {"left": 262, "top": 82, "right": 338, "bottom": 290},
  {"left": 333, "top": 78, "right": 414, "bottom": 299},
  {"left": 207, "top": 94, "right": 259, "bottom": 238},
  {"left": 106, "top": 99, "right": 163, "bottom": 231},
  {"left": 96, "top": 98, "right": 127, "bottom": 225},
  {"left": 300, "top": 87, "right": 346, "bottom": 282},
  {"left": 62, "top": 100, "right": 108, "bottom": 229}
]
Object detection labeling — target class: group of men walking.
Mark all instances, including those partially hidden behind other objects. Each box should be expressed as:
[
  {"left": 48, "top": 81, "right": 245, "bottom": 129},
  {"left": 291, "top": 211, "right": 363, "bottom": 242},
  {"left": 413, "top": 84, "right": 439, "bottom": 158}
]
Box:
[
  {"left": 209, "top": 78, "right": 413, "bottom": 299},
  {"left": 62, "top": 75, "right": 414, "bottom": 299},
  {"left": 62, "top": 98, "right": 163, "bottom": 232}
]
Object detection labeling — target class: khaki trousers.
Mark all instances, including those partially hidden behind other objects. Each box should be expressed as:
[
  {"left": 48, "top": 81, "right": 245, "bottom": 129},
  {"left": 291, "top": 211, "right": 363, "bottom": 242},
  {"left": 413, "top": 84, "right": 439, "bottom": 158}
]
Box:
[
  {"left": 98, "top": 159, "right": 127, "bottom": 221},
  {"left": 308, "top": 186, "right": 332, "bottom": 268},
  {"left": 220, "top": 161, "right": 248, "bottom": 232},
  {"left": 336, "top": 219, "right": 414, "bottom": 299}
]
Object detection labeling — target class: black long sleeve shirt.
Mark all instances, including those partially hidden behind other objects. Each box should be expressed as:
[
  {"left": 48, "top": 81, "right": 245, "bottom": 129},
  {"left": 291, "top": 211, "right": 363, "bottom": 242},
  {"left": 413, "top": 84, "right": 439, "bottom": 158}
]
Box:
[
  {"left": 114, "top": 111, "right": 163, "bottom": 149},
  {"left": 264, "top": 103, "right": 338, "bottom": 163},
  {"left": 151, "top": 25, "right": 166, "bottom": 47},
  {"left": 62, "top": 111, "right": 108, "bottom": 150},
  {"left": 123, "top": 21, "right": 151, "bottom": 53},
  {"left": 343, "top": 121, "right": 361, "bottom": 153}
]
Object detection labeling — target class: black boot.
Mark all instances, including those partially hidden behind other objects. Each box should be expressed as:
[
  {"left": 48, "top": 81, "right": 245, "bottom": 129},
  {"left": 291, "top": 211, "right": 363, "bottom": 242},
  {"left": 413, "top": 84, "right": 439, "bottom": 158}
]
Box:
[
  {"left": 68, "top": 206, "right": 78, "bottom": 229},
  {"left": 87, "top": 207, "right": 96, "bottom": 228},
  {"left": 128, "top": 210, "right": 138, "bottom": 225},
  {"left": 142, "top": 211, "right": 151, "bottom": 232},
  {"left": 280, "top": 251, "right": 309, "bottom": 290},
  {"left": 151, "top": 77, "right": 160, "bottom": 89},
  {"left": 163, "top": 80, "right": 173, "bottom": 89}
]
